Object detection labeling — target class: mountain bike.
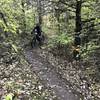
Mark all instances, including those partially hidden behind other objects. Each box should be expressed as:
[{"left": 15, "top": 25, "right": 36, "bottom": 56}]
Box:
[{"left": 31, "top": 32, "right": 45, "bottom": 48}]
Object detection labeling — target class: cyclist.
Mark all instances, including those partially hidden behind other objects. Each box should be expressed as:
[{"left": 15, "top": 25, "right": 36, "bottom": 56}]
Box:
[{"left": 31, "top": 24, "right": 43, "bottom": 47}]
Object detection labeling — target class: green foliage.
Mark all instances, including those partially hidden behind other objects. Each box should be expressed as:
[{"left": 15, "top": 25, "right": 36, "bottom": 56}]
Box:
[
  {"left": 25, "top": 10, "right": 36, "bottom": 32},
  {"left": 48, "top": 33, "right": 73, "bottom": 48},
  {"left": 0, "top": 0, "right": 100, "bottom": 99},
  {"left": 5, "top": 93, "right": 14, "bottom": 100},
  {"left": 81, "top": 41, "right": 100, "bottom": 59}
]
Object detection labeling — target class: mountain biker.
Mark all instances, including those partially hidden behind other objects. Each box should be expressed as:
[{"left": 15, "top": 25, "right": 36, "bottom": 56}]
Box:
[
  {"left": 73, "top": 46, "right": 80, "bottom": 60},
  {"left": 31, "top": 23, "right": 42, "bottom": 42},
  {"left": 74, "top": 34, "right": 81, "bottom": 46},
  {"left": 73, "top": 34, "right": 81, "bottom": 60},
  {"left": 31, "top": 23, "right": 44, "bottom": 47}
]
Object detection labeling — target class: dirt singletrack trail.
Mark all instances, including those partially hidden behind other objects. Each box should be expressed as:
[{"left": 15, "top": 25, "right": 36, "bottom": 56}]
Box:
[{"left": 24, "top": 47, "right": 79, "bottom": 100}]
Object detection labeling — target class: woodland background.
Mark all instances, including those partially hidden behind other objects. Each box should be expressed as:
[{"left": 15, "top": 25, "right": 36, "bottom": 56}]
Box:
[{"left": 0, "top": 0, "right": 100, "bottom": 100}]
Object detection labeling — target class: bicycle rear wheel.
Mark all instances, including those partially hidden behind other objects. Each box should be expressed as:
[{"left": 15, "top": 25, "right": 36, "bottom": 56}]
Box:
[{"left": 31, "top": 37, "right": 36, "bottom": 48}]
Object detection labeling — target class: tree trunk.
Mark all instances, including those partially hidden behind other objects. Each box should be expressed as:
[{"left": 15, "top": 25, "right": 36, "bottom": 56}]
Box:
[
  {"left": 37, "top": 0, "right": 42, "bottom": 25},
  {"left": 75, "top": 0, "right": 82, "bottom": 33},
  {"left": 21, "top": 0, "right": 26, "bottom": 35}
]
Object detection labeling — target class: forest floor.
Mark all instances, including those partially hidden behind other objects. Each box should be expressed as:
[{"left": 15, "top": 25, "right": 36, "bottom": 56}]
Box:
[
  {"left": 24, "top": 46, "right": 79, "bottom": 100},
  {"left": 23, "top": 34, "right": 100, "bottom": 100},
  {"left": 1, "top": 35, "right": 99, "bottom": 100},
  {"left": 0, "top": 40, "right": 60, "bottom": 100}
]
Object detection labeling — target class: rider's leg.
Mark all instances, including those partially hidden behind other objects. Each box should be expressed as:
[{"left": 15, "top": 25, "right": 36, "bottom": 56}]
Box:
[{"left": 36, "top": 35, "right": 42, "bottom": 45}]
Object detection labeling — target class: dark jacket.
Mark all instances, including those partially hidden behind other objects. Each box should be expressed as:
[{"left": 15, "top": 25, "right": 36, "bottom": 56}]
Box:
[{"left": 32, "top": 25, "right": 42, "bottom": 36}]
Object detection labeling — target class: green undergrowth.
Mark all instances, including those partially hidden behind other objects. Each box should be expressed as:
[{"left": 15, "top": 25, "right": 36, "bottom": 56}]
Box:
[
  {"left": 46, "top": 33, "right": 73, "bottom": 60},
  {"left": 47, "top": 33, "right": 73, "bottom": 48},
  {"left": 81, "top": 41, "right": 100, "bottom": 60}
]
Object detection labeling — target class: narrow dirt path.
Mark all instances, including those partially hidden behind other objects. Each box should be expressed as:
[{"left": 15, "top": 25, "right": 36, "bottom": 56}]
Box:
[{"left": 24, "top": 47, "right": 79, "bottom": 100}]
